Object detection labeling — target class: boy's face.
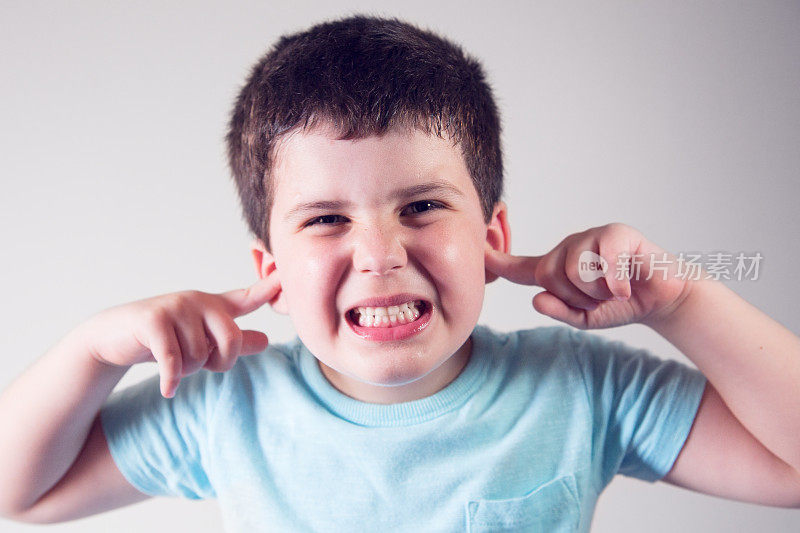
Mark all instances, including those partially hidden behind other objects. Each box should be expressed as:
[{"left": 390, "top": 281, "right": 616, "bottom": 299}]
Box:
[{"left": 252, "top": 124, "right": 509, "bottom": 404}]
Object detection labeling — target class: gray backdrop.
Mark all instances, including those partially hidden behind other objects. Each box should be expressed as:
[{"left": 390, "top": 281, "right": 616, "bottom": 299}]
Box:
[{"left": 1, "top": 1, "right": 798, "bottom": 531}]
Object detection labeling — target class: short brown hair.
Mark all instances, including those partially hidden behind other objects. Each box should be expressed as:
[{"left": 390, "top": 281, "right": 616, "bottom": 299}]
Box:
[{"left": 226, "top": 14, "right": 503, "bottom": 253}]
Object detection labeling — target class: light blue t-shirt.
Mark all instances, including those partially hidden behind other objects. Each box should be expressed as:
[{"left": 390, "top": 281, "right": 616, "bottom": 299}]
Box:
[{"left": 100, "top": 324, "right": 707, "bottom": 532}]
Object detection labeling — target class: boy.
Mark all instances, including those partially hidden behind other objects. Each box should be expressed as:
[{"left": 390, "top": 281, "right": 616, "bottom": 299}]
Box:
[{"left": 1, "top": 13, "right": 799, "bottom": 532}]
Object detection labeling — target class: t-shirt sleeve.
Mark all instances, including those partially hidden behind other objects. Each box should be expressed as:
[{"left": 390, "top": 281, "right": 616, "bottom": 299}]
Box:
[
  {"left": 567, "top": 328, "right": 707, "bottom": 489},
  {"left": 99, "top": 368, "right": 224, "bottom": 499}
]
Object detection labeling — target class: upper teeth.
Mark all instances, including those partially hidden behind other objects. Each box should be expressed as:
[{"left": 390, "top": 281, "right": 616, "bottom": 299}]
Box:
[
  {"left": 356, "top": 300, "right": 421, "bottom": 317},
  {"left": 353, "top": 300, "right": 423, "bottom": 327}
]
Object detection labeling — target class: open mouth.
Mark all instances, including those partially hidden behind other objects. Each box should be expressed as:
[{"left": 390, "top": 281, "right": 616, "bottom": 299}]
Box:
[
  {"left": 345, "top": 299, "right": 434, "bottom": 341},
  {"left": 345, "top": 300, "right": 431, "bottom": 328}
]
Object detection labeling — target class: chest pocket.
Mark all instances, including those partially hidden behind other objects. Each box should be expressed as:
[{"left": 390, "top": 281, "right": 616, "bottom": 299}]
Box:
[{"left": 466, "top": 474, "right": 581, "bottom": 532}]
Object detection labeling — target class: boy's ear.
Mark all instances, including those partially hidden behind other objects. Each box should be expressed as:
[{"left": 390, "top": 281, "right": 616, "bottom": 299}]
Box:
[
  {"left": 485, "top": 200, "right": 510, "bottom": 285},
  {"left": 250, "top": 239, "right": 289, "bottom": 315}
]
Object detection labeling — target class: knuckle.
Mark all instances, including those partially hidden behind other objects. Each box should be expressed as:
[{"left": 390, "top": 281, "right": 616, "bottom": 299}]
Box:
[
  {"left": 536, "top": 264, "right": 554, "bottom": 285},
  {"left": 177, "top": 289, "right": 203, "bottom": 301},
  {"left": 599, "top": 222, "right": 626, "bottom": 239},
  {"left": 158, "top": 351, "right": 181, "bottom": 370},
  {"left": 189, "top": 338, "right": 210, "bottom": 361},
  {"left": 142, "top": 307, "right": 170, "bottom": 328},
  {"left": 565, "top": 263, "right": 580, "bottom": 285},
  {"left": 170, "top": 292, "right": 196, "bottom": 314},
  {"left": 180, "top": 359, "right": 201, "bottom": 376},
  {"left": 600, "top": 251, "right": 616, "bottom": 269},
  {"left": 603, "top": 222, "right": 634, "bottom": 238},
  {"left": 206, "top": 354, "right": 233, "bottom": 373},
  {"left": 201, "top": 358, "right": 220, "bottom": 372},
  {"left": 165, "top": 290, "right": 206, "bottom": 315}
]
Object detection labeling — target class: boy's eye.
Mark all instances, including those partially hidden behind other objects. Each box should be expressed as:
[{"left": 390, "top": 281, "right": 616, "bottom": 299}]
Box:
[
  {"left": 303, "top": 200, "right": 445, "bottom": 227},
  {"left": 402, "top": 200, "right": 445, "bottom": 216},
  {"left": 306, "top": 214, "right": 346, "bottom": 226}
]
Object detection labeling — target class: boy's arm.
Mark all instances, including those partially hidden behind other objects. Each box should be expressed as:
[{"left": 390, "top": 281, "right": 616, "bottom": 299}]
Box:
[
  {"left": 0, "top": 325, "right": 149, "bottom": 523},
  {"left": 0, "top": 278, "right": 277, "bottom": 523},
  {"left": 643, "top": 277, "right": 800, "bottom": 507},
  {"left": 484, "top": 223, "right": 800, "bottom": 506}
]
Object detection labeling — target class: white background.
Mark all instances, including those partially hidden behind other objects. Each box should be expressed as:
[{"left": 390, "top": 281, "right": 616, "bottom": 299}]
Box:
[{"left": 1, "top": 1, "right": 798, "bottom": 531}]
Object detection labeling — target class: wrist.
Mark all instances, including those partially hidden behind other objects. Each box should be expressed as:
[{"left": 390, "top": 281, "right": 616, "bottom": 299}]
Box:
[
  {"left": 641, "top": 277, "right": 701, "bottom": 332},
  {"left": 63, "top": 321, "right": 132, "bottom": 377}
]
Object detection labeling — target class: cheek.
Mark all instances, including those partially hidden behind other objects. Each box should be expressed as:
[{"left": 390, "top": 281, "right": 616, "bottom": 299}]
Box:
[
  {"left": 280, "top": 243, "right": 341, "bottom": 314},
  {"left": 440, "top": 240, "right": 481, "bottom": 290},
  {"left": 440, "top": 219, "right": 486, "bottom": 280},
  {"left": 417, "top": 221, "right": 486, "bottom": 309}
]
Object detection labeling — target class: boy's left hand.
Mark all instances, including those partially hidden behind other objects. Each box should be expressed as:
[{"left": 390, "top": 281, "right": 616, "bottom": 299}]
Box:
[{"left": 484, "top": 223, "right": 693, "bottom": 330}]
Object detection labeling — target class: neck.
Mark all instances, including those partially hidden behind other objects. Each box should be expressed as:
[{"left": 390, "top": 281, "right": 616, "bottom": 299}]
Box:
[{"left": 318, "top": 336, "right": 473, "bottom": 404}]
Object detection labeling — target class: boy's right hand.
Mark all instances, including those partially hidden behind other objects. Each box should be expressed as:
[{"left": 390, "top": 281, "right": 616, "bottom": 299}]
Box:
[{"left": 77, "top": 273, "right": 281, "bottom": 398}]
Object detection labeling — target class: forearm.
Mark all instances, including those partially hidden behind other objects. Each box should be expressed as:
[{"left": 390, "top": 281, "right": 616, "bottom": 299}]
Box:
[
  {"left": 644, "top": 277, "right": 800, "bottom": 472},
  {"left": 0, "top": 324, "right": 129, "bottom": 513}
]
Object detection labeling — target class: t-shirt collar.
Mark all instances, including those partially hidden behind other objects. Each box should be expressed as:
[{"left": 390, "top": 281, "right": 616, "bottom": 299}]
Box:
[{"left": 295, "top": 325, "right": 491, "bottom": 427}]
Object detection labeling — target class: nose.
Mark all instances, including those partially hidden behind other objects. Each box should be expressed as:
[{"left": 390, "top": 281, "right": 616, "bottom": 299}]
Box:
[{"left": 351, "top": 222, "right": 407, "bottom": 275}]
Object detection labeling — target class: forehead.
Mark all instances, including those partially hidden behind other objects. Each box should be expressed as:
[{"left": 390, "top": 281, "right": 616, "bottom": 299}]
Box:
[{"left": 270, "top": 124, "right": 471, "bottom": 203}]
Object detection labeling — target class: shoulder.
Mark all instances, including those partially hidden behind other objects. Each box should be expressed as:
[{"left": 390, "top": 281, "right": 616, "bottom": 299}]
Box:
[
  {"left": 205, "top": 335, "right": 307, "bottom": 408},
  {"left": 564, "top": 328, "right": 678, "bottom": 376},
  {"left": 473, "top": 325, "right": 674, "bottom": 394},
  {"left": 473, "top": 324, "right": 664, "bottom": 372},
  {"left": 232, "top": 335, "right": 298, "bottom": 370},
  {"left": 473, "top": 324, "right": 585, "bottom": 383},
  {"left": 476, "top": 323, "right": 577, "bottom": 361},
  {"left": 476, "top": 323, "right": 573, "bottom": 347}
]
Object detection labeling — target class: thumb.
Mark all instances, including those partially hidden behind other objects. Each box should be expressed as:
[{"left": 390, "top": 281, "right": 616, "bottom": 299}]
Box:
[
  {"left": 532, "top": 291, "right": 587, "bottom": 329},
  {"left": 239, "top": 330, "right": 270, "bottom": 356}
]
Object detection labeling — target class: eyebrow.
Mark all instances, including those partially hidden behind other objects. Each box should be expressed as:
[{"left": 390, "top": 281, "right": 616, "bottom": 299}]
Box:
[{"left": 283, "top": 179, "right": 464, "bottom": 222}]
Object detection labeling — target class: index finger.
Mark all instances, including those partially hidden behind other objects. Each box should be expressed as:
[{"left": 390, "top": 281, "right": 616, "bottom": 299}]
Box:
[
  {"left": 484, "top": 247, "right": 542, "bottom": 286},
  {"left": 215, "top": 272, "right": 282, "bottom": 317}
]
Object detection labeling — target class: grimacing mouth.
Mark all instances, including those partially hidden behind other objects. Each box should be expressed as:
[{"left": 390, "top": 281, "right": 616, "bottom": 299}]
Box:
[{"left": 346, "top": 300, "right": 431, "bottom": 324}]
